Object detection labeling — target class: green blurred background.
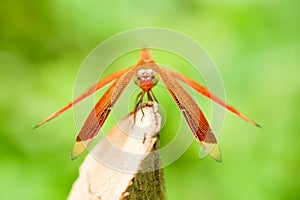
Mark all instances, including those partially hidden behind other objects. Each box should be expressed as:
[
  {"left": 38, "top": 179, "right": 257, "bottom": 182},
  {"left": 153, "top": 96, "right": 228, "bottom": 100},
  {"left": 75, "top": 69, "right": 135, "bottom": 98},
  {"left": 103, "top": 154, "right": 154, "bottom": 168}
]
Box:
[{"left": 1, "top": 0, "right": 299, "bottom": 199}]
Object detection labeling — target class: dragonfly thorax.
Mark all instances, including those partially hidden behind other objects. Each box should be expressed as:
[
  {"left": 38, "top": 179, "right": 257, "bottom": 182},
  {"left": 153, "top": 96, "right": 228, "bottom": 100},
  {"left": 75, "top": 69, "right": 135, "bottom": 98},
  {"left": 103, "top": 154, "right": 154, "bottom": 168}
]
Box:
[{"left": 134, "top": 68, "right": 159, "bottom": 91}]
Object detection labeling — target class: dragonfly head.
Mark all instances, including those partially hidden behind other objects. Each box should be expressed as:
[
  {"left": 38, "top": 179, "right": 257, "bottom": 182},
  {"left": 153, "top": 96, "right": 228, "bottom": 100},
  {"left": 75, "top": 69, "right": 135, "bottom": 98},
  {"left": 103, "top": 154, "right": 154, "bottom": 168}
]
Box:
[{"left": 134, "top": 68, "right": 159, "bottom": 91}]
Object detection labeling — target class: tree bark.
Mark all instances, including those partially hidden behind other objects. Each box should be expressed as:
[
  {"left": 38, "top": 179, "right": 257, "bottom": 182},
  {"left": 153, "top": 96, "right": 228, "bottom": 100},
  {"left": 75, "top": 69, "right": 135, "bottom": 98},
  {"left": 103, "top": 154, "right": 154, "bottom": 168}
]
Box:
[{"left": 68, "top": 102, "right": 166, "bottom": 200}]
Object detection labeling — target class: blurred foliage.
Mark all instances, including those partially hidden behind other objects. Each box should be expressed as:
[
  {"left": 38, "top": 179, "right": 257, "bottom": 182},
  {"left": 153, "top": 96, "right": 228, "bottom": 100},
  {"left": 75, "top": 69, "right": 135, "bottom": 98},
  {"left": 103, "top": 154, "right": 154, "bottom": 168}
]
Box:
[{"left": 1, "top": 0, "right": 300, "bottom": 199}]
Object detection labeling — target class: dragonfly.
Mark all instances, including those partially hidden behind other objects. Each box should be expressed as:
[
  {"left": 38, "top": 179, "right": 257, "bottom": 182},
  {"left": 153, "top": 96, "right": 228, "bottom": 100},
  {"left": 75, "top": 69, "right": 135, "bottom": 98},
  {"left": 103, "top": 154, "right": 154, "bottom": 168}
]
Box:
[{"left": 35, "top": 49, "right": 260, "bottom": 162}]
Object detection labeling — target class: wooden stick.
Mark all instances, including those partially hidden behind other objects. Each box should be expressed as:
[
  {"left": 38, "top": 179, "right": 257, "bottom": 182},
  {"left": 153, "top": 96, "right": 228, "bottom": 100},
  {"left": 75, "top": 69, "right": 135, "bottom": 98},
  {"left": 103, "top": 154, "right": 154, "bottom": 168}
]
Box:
[{"left": 68, "top": 102, "right": 165, "bottom": 200}]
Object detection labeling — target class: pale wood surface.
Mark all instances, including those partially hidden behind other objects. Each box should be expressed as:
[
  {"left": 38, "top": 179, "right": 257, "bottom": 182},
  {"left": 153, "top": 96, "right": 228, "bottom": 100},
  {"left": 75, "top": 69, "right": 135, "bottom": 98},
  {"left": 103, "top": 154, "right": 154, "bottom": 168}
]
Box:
[{"left": 68, "top": 102, "right": 165, "bottom": 200}]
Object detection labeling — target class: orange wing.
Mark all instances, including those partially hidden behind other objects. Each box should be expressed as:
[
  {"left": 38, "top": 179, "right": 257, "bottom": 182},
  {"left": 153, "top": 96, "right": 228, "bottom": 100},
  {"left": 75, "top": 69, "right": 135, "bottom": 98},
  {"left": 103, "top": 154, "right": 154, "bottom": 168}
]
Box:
[
  {"left": 154, "top": 66, "right": 222, "bottom": 162},
  {"left": 167, "top": 69, "right": 260, "bottom": 127},
  {"left": 71, "top": 66, "right": 138, "bottom": 159},
  {"left": 34, "top": 68, "right": 130, "bottom": 129}
]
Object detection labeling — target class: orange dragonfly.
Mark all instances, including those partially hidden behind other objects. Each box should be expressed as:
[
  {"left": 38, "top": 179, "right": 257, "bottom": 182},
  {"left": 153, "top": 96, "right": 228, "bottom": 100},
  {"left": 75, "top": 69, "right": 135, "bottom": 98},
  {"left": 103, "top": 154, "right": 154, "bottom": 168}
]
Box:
[{"left": 35, "top": 49, "right": 260, "bottom": 162}]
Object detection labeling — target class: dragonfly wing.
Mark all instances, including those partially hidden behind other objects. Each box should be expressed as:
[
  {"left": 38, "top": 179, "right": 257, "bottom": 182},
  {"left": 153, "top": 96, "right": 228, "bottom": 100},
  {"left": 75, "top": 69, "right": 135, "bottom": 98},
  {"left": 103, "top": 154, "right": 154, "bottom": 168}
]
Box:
[
  {"left": 34, "top": 68, "right": 131, "bottom": 128},
  {"left": 155, "top": 66, "right": 222, "bottom": 162},
  {"left": 71, "top": 67, "right": 137, "bottom": 159},
  {"left": 168, "top": 69, "right": 260, "bottom": 127}
]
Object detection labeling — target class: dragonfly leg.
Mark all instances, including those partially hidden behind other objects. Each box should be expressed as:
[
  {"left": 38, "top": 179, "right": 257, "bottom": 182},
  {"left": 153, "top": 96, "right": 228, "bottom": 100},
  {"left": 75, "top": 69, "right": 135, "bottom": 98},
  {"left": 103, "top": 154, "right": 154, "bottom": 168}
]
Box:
[
  {"left": 133, "top": 92, "right": 141, "bottom": 123},
  {"left": 150, "top": 90, "right": 158, "bottom": 103},
  {"left": 134, "top": 91, "right": 145, "bottom": 123},
  {"left": 147, "top": 91, "right": 153, "bottom": 101}
]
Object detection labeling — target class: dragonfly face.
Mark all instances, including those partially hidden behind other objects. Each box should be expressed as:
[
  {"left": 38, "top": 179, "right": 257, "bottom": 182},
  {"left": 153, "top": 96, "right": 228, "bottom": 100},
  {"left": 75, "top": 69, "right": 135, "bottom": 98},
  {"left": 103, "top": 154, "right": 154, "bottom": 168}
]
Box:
[{"left": 134, "top": 66, "right": 159, "bottom": 92}]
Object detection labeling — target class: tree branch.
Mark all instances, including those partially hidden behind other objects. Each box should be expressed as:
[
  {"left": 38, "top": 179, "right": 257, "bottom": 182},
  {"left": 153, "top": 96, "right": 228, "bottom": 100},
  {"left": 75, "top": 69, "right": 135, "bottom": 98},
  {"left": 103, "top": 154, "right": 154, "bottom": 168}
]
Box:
[{"left": 68, "top": 102, "right": 165, "bottom": 200}]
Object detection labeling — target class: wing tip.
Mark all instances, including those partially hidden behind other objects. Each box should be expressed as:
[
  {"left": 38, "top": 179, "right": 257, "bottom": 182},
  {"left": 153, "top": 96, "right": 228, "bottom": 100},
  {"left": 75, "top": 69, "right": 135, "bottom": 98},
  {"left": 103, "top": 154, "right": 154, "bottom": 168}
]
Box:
[
  {"left": 255, "top": 123, "right": 262, "bottom": 129},
  {"left": 70, "top": 153, "right": 80, "bottom": 160},
  {"left": 33, "top": 115, "right": 58, "bottom": 130},
  {"left": 33, "top": 124, "right": 40, "bottom": 130},
  {"left": 209, "top": 144, "right": 222, "bottom": 163},
  {"left": 33, "top": 120, "right": 49, "bottom": 129},
  {"left": 200, "top": 142, "right": 222, "bottom": 163},
  {"left": 70, "top": 139, "right": 92, "bottom": 160},
  {"left": 247, "top": 119, "right": 262, "bottom": 129},
  {"left": 236, "top": 112, "right": 261, "bottom": 128}
]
